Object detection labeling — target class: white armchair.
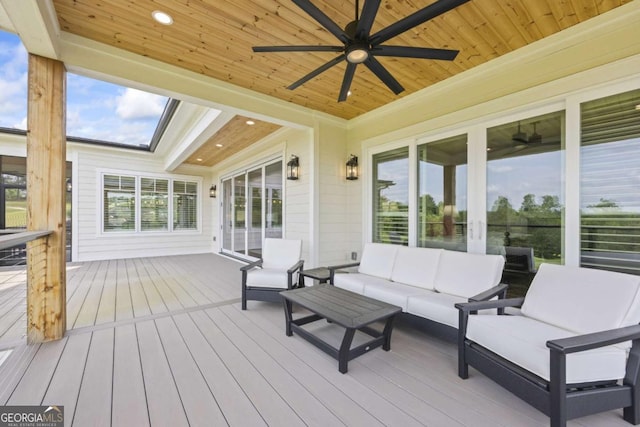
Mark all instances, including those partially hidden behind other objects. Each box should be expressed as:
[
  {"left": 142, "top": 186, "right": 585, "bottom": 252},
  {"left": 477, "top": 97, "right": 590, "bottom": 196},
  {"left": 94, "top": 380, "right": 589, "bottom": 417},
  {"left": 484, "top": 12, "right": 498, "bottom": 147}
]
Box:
[{"left": 241, "top": 238, "right": 304, "bottom": 310}]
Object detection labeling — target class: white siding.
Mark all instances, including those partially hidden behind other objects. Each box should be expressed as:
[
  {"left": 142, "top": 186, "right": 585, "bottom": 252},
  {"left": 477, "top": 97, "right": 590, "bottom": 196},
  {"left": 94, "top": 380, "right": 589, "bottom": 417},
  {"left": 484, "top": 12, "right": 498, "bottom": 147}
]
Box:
[{"left": 74, "top": 148, "right": 212, "bottom": 262}]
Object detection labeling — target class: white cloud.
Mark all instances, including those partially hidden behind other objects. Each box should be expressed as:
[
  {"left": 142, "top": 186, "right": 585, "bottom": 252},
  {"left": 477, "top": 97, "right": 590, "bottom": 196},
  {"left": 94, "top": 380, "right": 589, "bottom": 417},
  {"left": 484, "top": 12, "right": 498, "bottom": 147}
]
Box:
[{"left": 116, "top": 88, "right": 165, "bottom": 120}]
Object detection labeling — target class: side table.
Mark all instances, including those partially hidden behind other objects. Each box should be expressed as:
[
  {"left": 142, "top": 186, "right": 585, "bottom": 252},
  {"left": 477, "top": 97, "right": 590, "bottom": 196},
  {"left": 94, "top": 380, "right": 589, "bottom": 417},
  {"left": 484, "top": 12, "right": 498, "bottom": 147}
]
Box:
[{"left": 299, "top": 267, "right": 331, "bottom": 286}]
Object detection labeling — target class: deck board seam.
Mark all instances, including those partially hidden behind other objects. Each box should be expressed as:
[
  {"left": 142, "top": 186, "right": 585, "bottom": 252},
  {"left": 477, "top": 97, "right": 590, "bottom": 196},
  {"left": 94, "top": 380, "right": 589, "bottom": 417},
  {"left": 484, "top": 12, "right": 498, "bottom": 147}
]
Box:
[{"left": 64, "top": 298, "right": 242, "bottom": 337}]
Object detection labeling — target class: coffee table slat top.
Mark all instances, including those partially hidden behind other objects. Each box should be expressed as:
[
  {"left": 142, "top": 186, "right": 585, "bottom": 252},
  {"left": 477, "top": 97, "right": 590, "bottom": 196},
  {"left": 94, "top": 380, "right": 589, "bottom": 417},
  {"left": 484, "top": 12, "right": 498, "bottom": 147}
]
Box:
[{"left": 280, "top": 284, "right": 401, "bottom": 329}]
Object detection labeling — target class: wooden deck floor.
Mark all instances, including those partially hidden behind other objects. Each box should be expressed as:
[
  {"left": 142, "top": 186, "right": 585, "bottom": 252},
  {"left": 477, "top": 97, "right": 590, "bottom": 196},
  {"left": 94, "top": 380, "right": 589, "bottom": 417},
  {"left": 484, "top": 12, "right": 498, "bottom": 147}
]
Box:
[{"left": 0, "top": 254, "right": 631, "bottom": 426}]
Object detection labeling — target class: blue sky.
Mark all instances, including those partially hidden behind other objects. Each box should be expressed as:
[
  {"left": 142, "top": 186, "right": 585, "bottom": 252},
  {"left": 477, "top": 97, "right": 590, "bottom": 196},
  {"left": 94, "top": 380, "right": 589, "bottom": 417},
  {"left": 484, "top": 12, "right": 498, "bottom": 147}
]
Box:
[{"left": 0, "top": 30, "right": 168, "bottom": 147}]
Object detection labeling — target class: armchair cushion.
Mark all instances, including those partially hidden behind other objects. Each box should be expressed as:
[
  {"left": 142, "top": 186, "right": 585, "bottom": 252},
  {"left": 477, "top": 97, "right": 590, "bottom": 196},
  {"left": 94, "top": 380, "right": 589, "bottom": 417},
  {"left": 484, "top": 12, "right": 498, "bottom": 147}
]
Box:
[
  {"left": 357, "top": 243, "right": 399, "bottom": 280},
  {"left": 390, "top": 247, "right": 442, "bottom": 290},
  {"left": 434, "top": 251, "right": 505, "bottom": 298},
  {"left": 466, "top": 314, "right": 628, "bottom": 383},
  {"left": 521, "top": 263, "right": 640, "bottom": 335},
  {"left": 261, "top": 238, "right": 302, "bottom": 269},
  {"left": 245, "top": 268, "right": 293, "bottom": 289}
]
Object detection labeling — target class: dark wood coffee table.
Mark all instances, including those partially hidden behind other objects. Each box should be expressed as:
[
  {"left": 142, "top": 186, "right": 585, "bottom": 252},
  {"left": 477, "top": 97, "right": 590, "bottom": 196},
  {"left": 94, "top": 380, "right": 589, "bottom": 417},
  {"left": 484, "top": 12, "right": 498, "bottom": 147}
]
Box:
[{"left": 280, "top": 284, "right": 402, "bottom": 373}]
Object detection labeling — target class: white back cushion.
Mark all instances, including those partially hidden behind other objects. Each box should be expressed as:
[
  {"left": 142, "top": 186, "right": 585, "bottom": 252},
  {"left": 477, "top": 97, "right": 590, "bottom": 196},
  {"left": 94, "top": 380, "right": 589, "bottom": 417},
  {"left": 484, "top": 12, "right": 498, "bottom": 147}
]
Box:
[
  {"left": 521, "top": 263, "right": 640, "bottom": 334},
  {"left": 262, "top": 238, "right": 302, "bottom": 269},
  {"left": 391, "top": 247, "right": 442, "bottom": 290},
  {"left": 434, "top": 251, "right": 505, "bottom": 298},
  {"left": 358, "top": 243, "right": 399, "bottom": 280}
]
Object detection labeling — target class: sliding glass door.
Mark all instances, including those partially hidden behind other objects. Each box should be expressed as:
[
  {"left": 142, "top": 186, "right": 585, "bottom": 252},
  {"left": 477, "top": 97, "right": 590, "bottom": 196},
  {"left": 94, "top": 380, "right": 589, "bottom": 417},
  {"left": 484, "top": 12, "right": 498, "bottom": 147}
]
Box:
[{"left": 221, "top": 159, "right": 282, "bottom": 259}]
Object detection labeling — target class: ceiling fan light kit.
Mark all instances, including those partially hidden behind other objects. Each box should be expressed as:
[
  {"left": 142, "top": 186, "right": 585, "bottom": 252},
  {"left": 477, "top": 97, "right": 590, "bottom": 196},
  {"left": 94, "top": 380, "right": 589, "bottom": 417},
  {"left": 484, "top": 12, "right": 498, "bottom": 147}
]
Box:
[{"left": 252, "top": 0, "right": 469, "bottom": 102}]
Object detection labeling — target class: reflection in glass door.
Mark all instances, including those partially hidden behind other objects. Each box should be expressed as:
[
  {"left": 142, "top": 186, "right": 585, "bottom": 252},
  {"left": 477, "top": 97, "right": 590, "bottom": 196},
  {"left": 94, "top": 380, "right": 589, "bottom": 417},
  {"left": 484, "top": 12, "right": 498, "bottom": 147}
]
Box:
[
  {"left": 486, "top": 111, "right": 565, "bottom": 296},
  {"left": 417, "top": 135, "right": 468, "bottom": 251},
  {"left": 233, "top": 174, "right": 247, "bottom": 255},
  {"left": 221, "top": 160, "right": 283, "bottom": 259}
]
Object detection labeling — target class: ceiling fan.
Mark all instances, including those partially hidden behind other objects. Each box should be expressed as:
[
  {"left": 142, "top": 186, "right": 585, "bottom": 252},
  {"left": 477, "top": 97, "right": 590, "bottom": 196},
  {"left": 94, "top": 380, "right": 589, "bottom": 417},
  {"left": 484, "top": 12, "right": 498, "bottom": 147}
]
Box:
[
  {"left": 252, "top": 0, "right": 469, "bottom": 102},
  {"left": 512, "top": 121, "right": 543, "bottom": 145}
]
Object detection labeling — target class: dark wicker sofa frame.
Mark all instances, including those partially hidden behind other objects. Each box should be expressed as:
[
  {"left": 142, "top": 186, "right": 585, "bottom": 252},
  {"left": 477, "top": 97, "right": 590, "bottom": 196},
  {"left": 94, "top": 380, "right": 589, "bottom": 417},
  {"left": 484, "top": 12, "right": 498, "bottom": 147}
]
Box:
[{"left": 456, "top": 297, "right": 640, "bottom": 427}]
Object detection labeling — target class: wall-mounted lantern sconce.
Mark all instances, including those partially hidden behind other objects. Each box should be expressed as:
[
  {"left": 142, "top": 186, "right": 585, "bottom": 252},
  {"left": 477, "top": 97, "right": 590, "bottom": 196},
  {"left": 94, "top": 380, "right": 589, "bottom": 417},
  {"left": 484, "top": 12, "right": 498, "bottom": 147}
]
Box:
[
  {"left": 346, "top": 155, "right": 358, "bottom": 180},
  {"left": 66, "top": 178, "right": 72, "bottom": 192},
  {"left": 209, "top": 184, "right": 217, "bottom": 198},
  {"left": 287, "top": 155, "right": 299, "bottom": 180}
]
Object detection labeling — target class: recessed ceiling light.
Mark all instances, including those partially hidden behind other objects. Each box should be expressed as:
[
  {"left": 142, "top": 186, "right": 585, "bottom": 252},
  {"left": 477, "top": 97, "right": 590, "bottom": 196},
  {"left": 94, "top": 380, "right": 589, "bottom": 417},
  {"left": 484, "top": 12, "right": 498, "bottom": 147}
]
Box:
[
  {"left": 196, "top": 158, "right": 203, "bottom": 162},
  {"left": 347, "top": 90, "right": 352, "bottom": 96},
  {"left": 635, "top": 104, "right": 640, "bottom": 110},
  {"left": 215, "top": 143, "right": 223, "bottom": 148},
  {"left": 246, "top": 120, "right": 255, "bottom": 126},
  {"left": 152, "top": 10, "right": 173, "bottom": 25}
]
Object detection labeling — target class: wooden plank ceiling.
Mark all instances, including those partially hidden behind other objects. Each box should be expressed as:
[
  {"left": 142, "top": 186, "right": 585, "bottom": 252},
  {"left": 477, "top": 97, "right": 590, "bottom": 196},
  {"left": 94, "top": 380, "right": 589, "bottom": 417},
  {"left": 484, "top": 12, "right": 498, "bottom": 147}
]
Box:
[
  {"left": 184, "top": 115, "right": 281, "bottom": 167},
  {"left": 52, "top": 0, "right": 630, "bottom": 121},
  {"left": 51, "top": 1, "right": 630, "bottom": 168}
]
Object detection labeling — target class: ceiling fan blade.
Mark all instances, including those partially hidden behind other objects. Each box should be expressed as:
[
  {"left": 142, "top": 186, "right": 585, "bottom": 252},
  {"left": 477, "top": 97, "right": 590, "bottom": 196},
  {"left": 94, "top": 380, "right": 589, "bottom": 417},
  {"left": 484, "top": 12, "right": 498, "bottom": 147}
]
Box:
[
  {"left": 287, "top": 54, "right": 346, "bottom": 90},
  {"left": 364, "top": 56, "right": 404, "bottom": 95},
  {"left": 355, "top": 0, "right": 381, "bottom": 39},
  {"left": 338, "top": 63, "right": 357, "bottom": 102},
  {"left": 373, "top": 45, "right": 459, "bottom": 60},
  {"left": 292, "top": 0, "right": 349, "bottom": 43},
  {"left": 253, "top": 45, "right": 344, "bottom": 53},
  {"left": 370, "top": 0, "right": 470, "bottom": 46}
]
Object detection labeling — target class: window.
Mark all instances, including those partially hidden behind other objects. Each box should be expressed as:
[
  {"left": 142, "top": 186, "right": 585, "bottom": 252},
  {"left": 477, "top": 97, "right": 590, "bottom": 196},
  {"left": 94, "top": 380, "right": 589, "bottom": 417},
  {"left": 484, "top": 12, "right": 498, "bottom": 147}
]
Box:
[
  {"left": 141, "top": 178, "right": 168, "bottom": 231},
  {"left": 102, "top": 173, "right": 199, "bottom": 233},
  {"left": 580, "top": 89, "right": 640, "bottom": 274},
  {"left": 173, "top": 181, "right": 197, "bottom": 230},
  {"left": 372, "top": 147, "right": 409, "bottom": 245},
  {"left": 104, "top": 175, "right": 136, "bottom": 232}
]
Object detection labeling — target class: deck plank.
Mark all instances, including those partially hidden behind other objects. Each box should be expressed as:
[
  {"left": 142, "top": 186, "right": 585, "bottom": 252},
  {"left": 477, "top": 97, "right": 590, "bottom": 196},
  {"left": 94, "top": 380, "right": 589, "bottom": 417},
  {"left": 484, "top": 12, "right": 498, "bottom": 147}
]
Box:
[
  {"left": 112, "top": 325, "right": 149, "bottom": 427},
  {"left": 73, "top": 260, "right": 108, "bottom": 328},
  {"left": 7, "top": 339, "right": 67, "bottom": 405},
  {"left": 133, "top": 258, "right": 170, "bottom": 315},
  {"left": 135, "top": 320, "right": 188, "bottom": 427},
  {"left": 172, "top": 313, "right": 267, "bottom": 427},
  {"left": 154, "top": 316, "right": 228, "bottom": 426},
  {"left": 73, "top": 329, "right": 114, "bottom": 427},
  {"left": 115, "top": 259, "right": 134, "bottom": 322},
  {"left": 205, "top": 307, "right": 346, "bottom": 426},
  {"left": 95, "top": 260, "right": 117, "bottom": 325},
  {"left": 189, "top": 310, "right": 305, "bottom": 426},
  {"left": 42, "top": 333, "right": 92, "bottom": 425}
]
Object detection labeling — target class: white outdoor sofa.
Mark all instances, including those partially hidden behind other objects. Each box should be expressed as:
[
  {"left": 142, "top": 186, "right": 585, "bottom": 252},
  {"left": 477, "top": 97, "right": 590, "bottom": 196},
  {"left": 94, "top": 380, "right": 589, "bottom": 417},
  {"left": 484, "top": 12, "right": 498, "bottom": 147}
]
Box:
[
  {"left": 327, "top": 243, "right": 507, "bottom": 341},
  {"left": 457, "top": 263, "right": 640, "bottom": 427}
]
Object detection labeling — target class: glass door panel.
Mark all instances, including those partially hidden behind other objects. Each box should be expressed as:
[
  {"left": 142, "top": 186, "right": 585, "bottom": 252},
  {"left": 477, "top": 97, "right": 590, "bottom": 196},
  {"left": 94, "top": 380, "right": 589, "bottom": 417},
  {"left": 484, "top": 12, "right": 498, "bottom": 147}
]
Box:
[
  {"left": 220, "top": 160, "right": 283, "bottom": 259},
  {"left": 372, "top": 147, "right": 409, "bottom": 245},
  {"left": 265, "top": 162, "right": 283, "bottom": 238},
  {"left": 233, "top": 174, "right": 246, "bottom": 255},
  {"left": 247, "top": 169, "right": 262, "bottom": 258},
  {"left": 222, "top": 178, "right": 232, "bottom": 252},
  {"left": 417, "top": 135, "right": 468, "bottom": 251},
  {"left": 486, "top": 111, "right": 565, "bottom": 296}
]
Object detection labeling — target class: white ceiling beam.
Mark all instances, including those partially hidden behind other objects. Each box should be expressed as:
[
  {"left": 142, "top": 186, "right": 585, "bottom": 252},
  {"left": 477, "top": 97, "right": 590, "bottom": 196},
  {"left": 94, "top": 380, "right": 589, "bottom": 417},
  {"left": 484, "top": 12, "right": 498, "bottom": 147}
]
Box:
[
  {"left": 163, "top": 107, "right": 235, "bottom": 172},
  {"left": 0, "top": 0, "right": 60, "bottom": 58}
]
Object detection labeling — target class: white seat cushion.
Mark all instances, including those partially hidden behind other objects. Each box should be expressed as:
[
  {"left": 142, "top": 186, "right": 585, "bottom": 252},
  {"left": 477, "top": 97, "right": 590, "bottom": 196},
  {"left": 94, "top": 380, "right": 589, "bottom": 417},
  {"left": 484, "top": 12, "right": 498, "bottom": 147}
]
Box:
[
  {"left": 521, "top": 263, "right": 640, "bottom": 335},
  {"left": 390, "top": 247, "right": 442, "bottom": 290},
  {"left": 333, "top": 273, "right": 392, "bottom": 295},
  {"left": 406, "top": 291, "right": 467, "bottom": 328},
  {"left": 467, "top": 314, "right": 628, "bottom": 384},
  {"left": 245, "top": 268, "right": 291, "bottom": 289},
  {"left": 358, "top": 243, "right": 399, "bottom": 280},
  {"left": 363, "top": 282, "right": 426, "bottom": 311},
  {"left": 434, "top": 251, "right": 505, "bottom": 298},
  {"left": 262, "top": 238, "right": 302, "bottom": 269}
]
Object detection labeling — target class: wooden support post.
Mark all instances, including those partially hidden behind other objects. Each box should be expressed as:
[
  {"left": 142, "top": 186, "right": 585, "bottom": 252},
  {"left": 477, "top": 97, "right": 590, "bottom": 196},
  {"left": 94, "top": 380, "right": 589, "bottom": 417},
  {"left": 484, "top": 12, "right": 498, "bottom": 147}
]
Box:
[{"left": 26, "top": 54, "right": 66, "bottom": 343}]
